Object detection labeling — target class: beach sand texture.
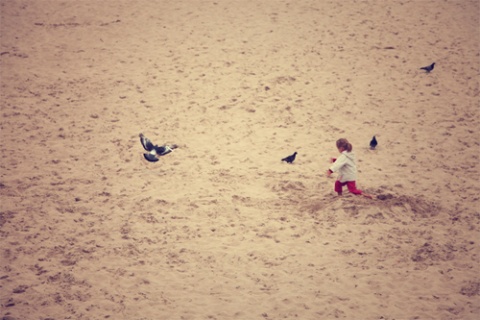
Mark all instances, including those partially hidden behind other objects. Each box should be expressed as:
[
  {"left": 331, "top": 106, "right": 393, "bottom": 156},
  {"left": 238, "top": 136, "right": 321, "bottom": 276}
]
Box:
[{"left": 1, "top": 0, "right": 479, "bottom": 319}]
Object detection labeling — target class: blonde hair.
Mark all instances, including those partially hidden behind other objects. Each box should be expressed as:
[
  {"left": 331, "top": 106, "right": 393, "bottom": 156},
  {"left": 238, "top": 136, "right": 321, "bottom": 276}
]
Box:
[{"left": 336, "top": 138, "right": 353, "bottom": 152}]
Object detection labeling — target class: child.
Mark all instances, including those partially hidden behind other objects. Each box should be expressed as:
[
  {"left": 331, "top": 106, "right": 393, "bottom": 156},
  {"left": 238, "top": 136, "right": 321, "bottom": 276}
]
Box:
[{"left": 326, "top": 138, "right": 373, "bottom": 199}]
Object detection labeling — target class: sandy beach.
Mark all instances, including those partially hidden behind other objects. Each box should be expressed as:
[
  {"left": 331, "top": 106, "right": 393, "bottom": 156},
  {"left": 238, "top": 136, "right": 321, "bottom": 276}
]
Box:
[{"left": 1, "top": 0, "right": 479, "bottom": 319}]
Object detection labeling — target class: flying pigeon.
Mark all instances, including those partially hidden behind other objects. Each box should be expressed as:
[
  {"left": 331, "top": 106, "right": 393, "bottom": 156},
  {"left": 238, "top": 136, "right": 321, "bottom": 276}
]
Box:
[
  {"left": 420, "top": 62, "right": 435, "bottom": 73},
  {"left": 139, "top": 133, "right": 176, "bottom": 162},
  {"left": 369, "top": 136, "right": 378, "bottom": 150},
  {"left": 282, "top": 152, "right": 297, "bottom": 164}
]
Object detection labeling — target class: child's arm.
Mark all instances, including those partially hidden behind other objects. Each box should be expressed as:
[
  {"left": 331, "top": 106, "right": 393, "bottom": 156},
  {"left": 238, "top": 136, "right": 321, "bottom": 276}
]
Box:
[
  {"left": 327, "top": 158, "right": 338, "bottom": 176},
  {"left": 329, "top": 154, "right": 346, "bottom": 173}
]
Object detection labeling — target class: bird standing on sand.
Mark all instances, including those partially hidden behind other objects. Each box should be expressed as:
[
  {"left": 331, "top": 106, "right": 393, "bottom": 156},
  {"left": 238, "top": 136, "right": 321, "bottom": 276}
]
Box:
[
  {"left": 139, "top": 133, "right": 177, "bottom": 162},
  {"left": 282, "top": 152, "right": 297, "bottom": 164},
  {"left": 369, "top": 136, "right": 378, "bottom": 150},
  {"left": 420, "top": 62, "right": 435, "bottom": 73}
]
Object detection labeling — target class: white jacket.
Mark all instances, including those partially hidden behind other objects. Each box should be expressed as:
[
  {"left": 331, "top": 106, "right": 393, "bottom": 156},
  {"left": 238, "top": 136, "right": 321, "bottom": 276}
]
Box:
[{"left": 329, "top": 151, "right": 357, "bottom": 182}]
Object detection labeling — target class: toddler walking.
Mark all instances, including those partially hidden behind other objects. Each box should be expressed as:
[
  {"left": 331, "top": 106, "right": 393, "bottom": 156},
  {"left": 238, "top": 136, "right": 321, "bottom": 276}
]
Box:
[{"left": 326, "top": 138, "right": 373, "bottom": 198}]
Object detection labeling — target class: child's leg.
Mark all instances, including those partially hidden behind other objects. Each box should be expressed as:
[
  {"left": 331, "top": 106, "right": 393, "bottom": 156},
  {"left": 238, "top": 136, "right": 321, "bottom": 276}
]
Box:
[
  {"left": 346, "top": 181, "right": 374, "bottom": 198},
  {"left": 334, "top": 180, "right": 344, "bottom": 195},
  {"left": 346, "top": 181, "right": 362, "bottom": 195}
]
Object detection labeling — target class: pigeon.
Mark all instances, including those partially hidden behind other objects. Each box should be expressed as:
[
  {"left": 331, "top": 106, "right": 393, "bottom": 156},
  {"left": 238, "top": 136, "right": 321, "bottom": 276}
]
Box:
[
  {"left": 139, "top": 133, "right": 177, "bottom": 162},
  {"left": 369, "top": 136, "right": 378, "bottom": 150},
  {"left": 420, "top": 62, "right": 435, "bottom": 73},
  {"left": 282, "top": 152, "right": 297, "bottom": 164}
]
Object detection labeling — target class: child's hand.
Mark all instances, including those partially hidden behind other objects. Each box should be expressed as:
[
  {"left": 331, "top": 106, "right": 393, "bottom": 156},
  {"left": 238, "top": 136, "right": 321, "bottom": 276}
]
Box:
[
  {"left": 330, "top": 158, "right": 337, "bottom": 163},
  {"left": 326, "top": 170, "right": 332, "bottom": 177}
]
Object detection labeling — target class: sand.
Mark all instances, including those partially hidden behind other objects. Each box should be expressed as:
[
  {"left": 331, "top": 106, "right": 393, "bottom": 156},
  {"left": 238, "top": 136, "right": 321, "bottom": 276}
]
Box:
[{"left": 1, "top": 0, "right": 479, "bottom": 319}]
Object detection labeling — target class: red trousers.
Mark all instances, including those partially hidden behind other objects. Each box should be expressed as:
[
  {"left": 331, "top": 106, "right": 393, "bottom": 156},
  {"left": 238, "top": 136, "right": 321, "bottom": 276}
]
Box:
[{"left": 335, "top": 180, "right": 362, "bottom": 195}]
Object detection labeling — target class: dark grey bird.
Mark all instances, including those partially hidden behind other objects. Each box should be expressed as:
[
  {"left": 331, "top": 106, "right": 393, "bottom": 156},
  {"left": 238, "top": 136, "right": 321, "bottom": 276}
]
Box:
[
  {"left": 139, "top": 133, "right": 176, "bottom": 162},
  {"left": 282, "top": 152, "right": 297, "bottom": 164},
  {"left": 369, "top": 136, "right": 378, "bottom": 150},
  {"left": 420, "top": 62, "right": 435, "bottom": 73}
]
